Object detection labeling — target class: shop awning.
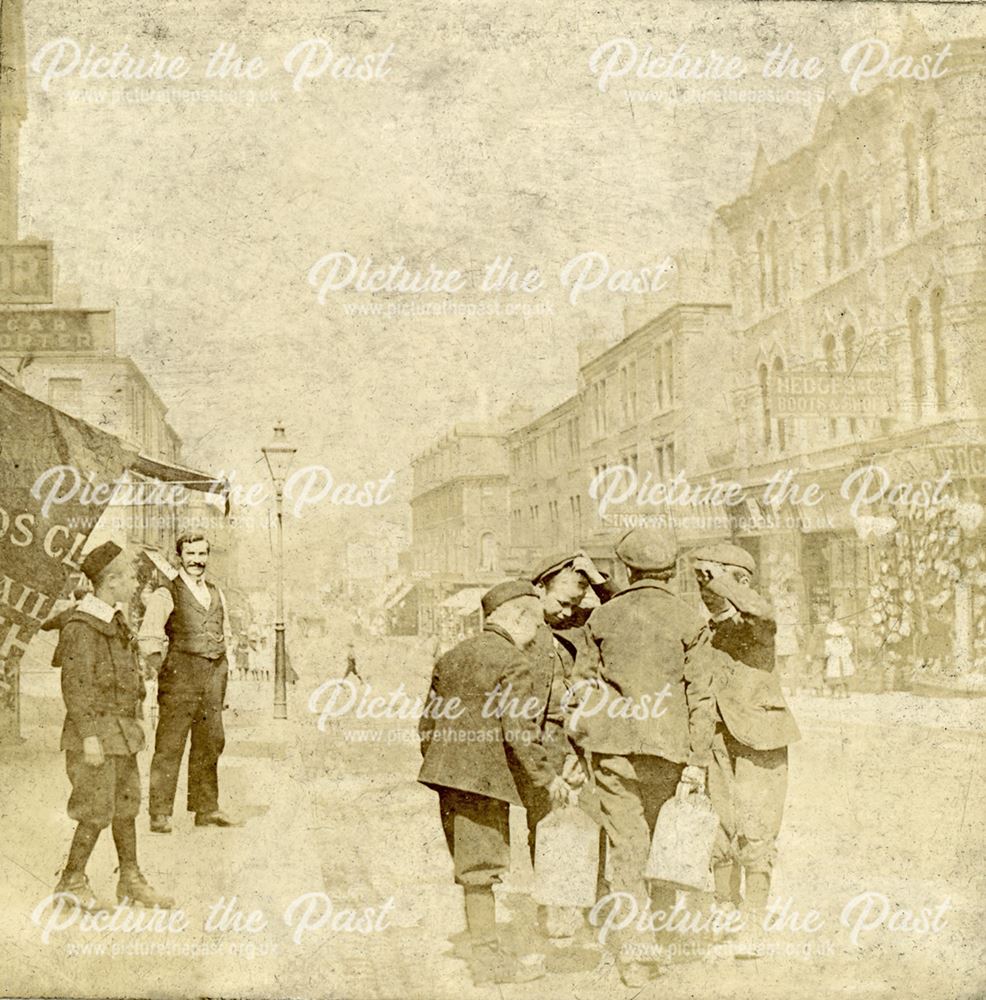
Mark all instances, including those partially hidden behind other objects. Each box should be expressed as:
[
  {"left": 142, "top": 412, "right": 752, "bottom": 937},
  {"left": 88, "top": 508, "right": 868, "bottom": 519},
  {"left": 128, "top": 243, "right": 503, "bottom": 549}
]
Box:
[
  {"left": 385, "top": 581, "right": 415, "bottom": 609},
  {"left": 129, "top": 452, "right": 227, "bottom": 495},
  {"left": 440, "top": 587, "right": 486, "bottom": 616}
]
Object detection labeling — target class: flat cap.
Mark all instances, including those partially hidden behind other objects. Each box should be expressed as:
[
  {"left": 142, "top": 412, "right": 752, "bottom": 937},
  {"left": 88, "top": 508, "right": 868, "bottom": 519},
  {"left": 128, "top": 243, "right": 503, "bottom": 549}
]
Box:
[
  {"left": 80, "top": 541, "right": 122, "bottom": 582},
  {"left": 690, "top": 542, "right": 756, "bottom": 574},
  {"left": 481, "top": 579, "right": 538, "bottom": 617},
  {"left": 529, "top": 552, "right": 580, "bottom": 585},
  {"left": 614, "top": 528, "right": 678, "bottom": 572}
]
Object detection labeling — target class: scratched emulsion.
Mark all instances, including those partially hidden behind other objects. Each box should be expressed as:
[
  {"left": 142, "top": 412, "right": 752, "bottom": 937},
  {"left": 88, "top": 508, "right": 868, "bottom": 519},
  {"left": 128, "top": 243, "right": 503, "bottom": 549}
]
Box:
[{"left": 0, "top": 0, "right": 984, "bottom": 998}]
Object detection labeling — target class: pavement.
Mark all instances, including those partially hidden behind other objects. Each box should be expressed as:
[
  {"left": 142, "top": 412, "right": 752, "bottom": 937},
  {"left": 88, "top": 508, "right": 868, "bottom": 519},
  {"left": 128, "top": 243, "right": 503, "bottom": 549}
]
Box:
[{"left": 2, "top": 639, "right": 985, "bottom": 999}]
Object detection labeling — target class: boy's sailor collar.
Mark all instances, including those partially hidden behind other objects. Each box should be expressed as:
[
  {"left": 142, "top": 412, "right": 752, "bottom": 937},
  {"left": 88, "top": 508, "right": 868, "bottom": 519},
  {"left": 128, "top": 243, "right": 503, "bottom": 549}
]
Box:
[{"left": 76, "top": 593, "right": 117, "bottom": 623}]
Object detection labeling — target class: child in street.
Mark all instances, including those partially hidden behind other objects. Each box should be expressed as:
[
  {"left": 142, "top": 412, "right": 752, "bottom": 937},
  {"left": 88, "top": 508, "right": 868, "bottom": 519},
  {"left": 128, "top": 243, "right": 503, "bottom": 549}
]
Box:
[
  {"left": 824, "top": 618, "right": 856, "bottom": 698},
  {"left": 53, "top": 541, "right": 174, "bottom": 912}
]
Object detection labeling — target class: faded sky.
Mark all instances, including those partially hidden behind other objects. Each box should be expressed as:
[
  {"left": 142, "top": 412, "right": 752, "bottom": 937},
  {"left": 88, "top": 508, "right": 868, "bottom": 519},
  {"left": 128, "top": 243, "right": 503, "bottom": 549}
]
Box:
[{"left": 17, "top": 0, "right": 981, "bottom": 564}]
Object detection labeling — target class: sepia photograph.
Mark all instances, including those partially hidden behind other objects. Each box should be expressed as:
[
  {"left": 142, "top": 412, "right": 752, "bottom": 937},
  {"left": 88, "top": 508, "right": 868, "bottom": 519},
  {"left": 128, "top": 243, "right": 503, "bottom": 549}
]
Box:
[{"left": 0, "top": 0, "right": 984, "bottom": 997}]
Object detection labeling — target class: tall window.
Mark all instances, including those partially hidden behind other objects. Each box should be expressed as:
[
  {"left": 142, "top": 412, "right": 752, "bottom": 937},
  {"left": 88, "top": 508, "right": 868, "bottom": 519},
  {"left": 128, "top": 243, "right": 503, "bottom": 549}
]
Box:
[
  {"left": 907, "top": 296, "right": 925, "bottom": 416},
  {"left": 836, "top": 171, "right": 850, "bottom": 270},
  {"left": 923, "top": 111, "right": 939, "bottom": 222},
  {"left": 479, "top": 532, "right": 498, "bottom": 572},
  {"left": 567, "top": 416, "right": 580, "bottom": 457},
  {"left": 756, "top": 230, "right": 766, "bottom": 307},
  {"left": 628, "top": 359, "right": 637, "bottom": 421},
  {"left": 653, "top": 437, "right": 675, "bottom": 481},
  {"left": 820, "top": 185, "right": 833, "bottom": 276},
  {"left": 842, "top": 325, "right": 858, "bottom": 436},
  {"left": 654, "top": 340, "right": 675, "bottom": 409},
  {"left": 772, "top": 356, "right": 787, "bottom": 451},
  {"left": 665, "top": 342, "right": 674, "bottom": 405},
  {"left": 823, "top": 334, "right": 838, "bottom": 438},
  {"left": 758, "top": 364, "right": 771, "bottom": 447},
  {"left": 904, "top": 124, "right": 919, "bottom": 229},
  {"left": 767, "top": 220, "right": 779, "bottom": 305},
  {"left": 593, "top": 379, "right": 609, "bottom": 436},
  {"left": 620, "top": 362, "right": 637, "bottom": 425},
  {"left": 931, "top": 286, "right": 946, "bottom": 411}
]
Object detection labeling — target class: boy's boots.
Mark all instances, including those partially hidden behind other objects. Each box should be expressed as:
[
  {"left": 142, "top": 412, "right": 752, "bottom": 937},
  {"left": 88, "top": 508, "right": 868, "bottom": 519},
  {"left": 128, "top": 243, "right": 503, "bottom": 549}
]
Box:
[
  {"left": 464, "top": 886, "right": 544, "bottom": 986},
  {"left": 117, "top": 866, "right": 176, "bottom": 908},
  {"left": 54, "top": 870, "right": 108, "bottom": 912}
]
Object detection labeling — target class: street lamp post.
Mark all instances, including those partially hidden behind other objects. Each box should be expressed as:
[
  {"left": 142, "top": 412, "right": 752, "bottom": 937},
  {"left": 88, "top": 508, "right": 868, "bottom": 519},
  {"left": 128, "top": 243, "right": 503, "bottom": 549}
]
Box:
[{"left": 262, "top": 424, "right": 297, "bottom": 719}]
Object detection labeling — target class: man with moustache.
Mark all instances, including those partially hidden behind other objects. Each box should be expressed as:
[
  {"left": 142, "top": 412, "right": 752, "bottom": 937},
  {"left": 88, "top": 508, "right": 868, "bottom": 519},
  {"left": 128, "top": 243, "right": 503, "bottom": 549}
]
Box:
[
  {"left": 139, "top": 532, "right": 239, "bottom": 833},
  {"left": 418, "top": 580, "right": 551, "bottom": 986}
]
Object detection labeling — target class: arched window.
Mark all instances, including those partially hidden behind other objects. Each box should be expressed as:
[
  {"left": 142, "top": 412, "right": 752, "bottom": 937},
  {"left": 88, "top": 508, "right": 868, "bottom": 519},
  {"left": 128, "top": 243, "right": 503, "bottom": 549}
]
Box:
[
  {"left": 820, "top": 186, "right": 833, "bottom": 276},
  {"left": 923, "top": 111, "right": 939, "bottom": 222},
  {"left": 907, "top": 297, "right": 925, "bottom": 416},
  {"left": 930, "top": 286, "right": 946, "bottom": 411},
  {"left": 903, "top": 124, "right": 919, "bottom": 229},
  {"left": 768, "top": 220, "right": 779, "bottom": 305},
  {"left": 836, "top": 172, "right": 850, "bottom": 269},
  {"left": 823, "top": 333, "right": 838, "bottom": 438},
  {"left": 479, "top": 532, "right": 498, "bottom": 573},
  {"left": 772, "top": 356, "right": 786, "bottom": 451},
  {"left": 842, "top": 326, "right": 858, "bottom": 436},
  {"left": 758, "top": 363, "right": 771, "bottom": 447},
  {"left": 756, "top": 231, "right": 766, "bottom": 308}
]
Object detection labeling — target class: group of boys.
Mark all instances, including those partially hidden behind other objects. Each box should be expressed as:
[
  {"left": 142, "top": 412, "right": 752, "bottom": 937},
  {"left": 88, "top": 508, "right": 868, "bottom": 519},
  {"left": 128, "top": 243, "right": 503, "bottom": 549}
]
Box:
[{"left": 418, "top": 526, "right": 800, "bottom": 987}]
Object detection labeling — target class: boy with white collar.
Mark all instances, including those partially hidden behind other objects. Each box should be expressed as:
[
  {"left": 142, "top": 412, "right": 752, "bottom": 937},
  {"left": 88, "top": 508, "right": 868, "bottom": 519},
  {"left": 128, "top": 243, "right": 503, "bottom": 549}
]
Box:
[{"left": 53, "top": 541, "right": 174, "bottom": 910}]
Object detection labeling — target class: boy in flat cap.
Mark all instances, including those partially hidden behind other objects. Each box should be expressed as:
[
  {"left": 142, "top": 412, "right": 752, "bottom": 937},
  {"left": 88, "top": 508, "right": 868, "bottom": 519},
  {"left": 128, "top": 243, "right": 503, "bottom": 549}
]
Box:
[
  {"left": 418, "top": 580, "right": 549, "bottom": 986},
  {"left": 506, "top": 551, "right": 611, "bottom": 863},
  {"left": 53, "top": 541, "right": 174, "bottom": 911},
  {"left": 575, "top": 528, "right": 717, "bottom": 986},
  {"left": 691, "top": 543, "right": 800, "bottom": 949}
]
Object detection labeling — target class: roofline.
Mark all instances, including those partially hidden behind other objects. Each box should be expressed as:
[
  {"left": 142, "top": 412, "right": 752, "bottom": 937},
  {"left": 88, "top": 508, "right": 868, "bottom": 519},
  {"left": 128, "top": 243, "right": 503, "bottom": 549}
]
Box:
[{"left": 579, "top": 301, "right": 731, "bottom": 378}]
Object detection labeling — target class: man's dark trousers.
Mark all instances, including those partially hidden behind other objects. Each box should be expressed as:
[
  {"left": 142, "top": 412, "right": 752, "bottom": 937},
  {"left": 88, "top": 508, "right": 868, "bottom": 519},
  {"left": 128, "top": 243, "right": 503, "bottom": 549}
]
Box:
[{"left": 149, "top": 651, "right": 228, "bottom": 816}]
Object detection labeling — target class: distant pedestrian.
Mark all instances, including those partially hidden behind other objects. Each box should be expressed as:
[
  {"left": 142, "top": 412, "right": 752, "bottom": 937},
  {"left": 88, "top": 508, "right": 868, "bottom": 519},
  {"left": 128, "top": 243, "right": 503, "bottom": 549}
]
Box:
[
  {"left": 804, "top": 610, "right": 831, "bottom": 695},
  {"left": 343, "top": 642, "right": 363, "bottom": 684},
  {"left": 824, "top": 620, "right": 855, "bottom": 698}
]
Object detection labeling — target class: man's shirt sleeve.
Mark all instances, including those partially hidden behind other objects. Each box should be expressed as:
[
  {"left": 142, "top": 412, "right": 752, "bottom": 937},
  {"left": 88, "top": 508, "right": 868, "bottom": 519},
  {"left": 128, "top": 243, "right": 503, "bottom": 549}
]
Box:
[
  {"left": 217, "top": 587, "right": 236, "bottom": 665},
  {"left": 137, "top": 587, "right": 174, "bottom": 658}
]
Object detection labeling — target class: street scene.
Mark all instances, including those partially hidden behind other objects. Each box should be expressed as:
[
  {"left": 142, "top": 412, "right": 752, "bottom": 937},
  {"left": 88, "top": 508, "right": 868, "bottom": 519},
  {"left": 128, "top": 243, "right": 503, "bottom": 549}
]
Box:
[{"left": 1, "top": 0, "right": 985, "bottom": 998}]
